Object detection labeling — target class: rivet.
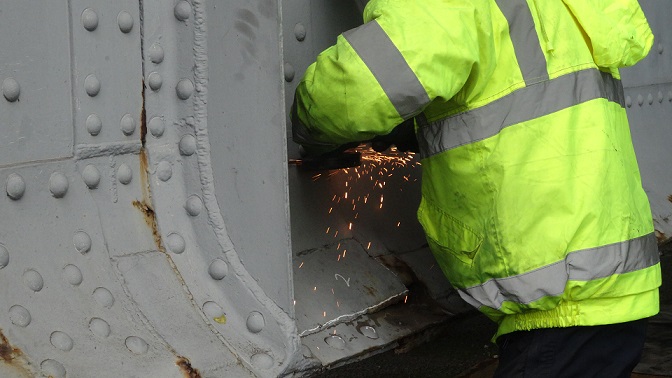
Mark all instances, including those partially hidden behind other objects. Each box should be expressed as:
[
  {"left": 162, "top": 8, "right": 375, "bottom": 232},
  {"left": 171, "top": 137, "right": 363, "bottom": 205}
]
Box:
[
  {"left": 176, "top": 79, "right": 194, "bottom": 100},
  {"left": 41, "top": 359, "right": 66, "bottom": 378},
  {"left": 49, "top": 172, "right": 69, "bottom": 198},
  {"left": 668, "top": 91, "right": 672, "bottom": 102},
  {"left": 81, "top": 8, "right": 99, "bottom": 31},
  {"left": 157, "top": 161, "right": 173, "bottom": 182},
  {"left": 117, "top": 163, "right": 133, "bottom": 185},
  {"left": 325, "top": 335, "right": 346, "bottom": 350},
  {"left": 0, "top": 244, "right": 8, "bottom": 269},
  {"left": 2, "top": 77, "right": 20, "bottom": 102},
  {"left": 125, "top": 336, "right": 149, "bottom": 355},
  {"left": 658, "top": 91, "right": 664, "bottom": 103},
  {"left": 246, "top": 311, "right": 265, "bottom": 333},
  {"left": 23, "top": 269, "right": 44, "bottom": 292},
  {"left": 185, "top": 195, "right": 203, "bottom": 216},
  {"left": 6, "top": 173, "right": 26, "bottom": 200},
  {"left": 86, "top": 114, "right": 103, "bottom": 136},
  {"left": 117, "top": 11, "right": 134, "bottom": 33},
  {"left": 648, "top": 93, "right": 653, "bottom": 105},
  {"left": 149, "top": 43, "right": 165, "bottom": 64},
  {"left": 147, "top": 72, "right": 162, "bottom": 91},
  {"left": 294, "top": 23, "right": 307, "bottom": 41},
  {"left": 208, "top": 259, "right": 228, "bottom": 280},
  {"left": 360, "top": 325, "right": 378, "bottom": 339},
  {"left": 9, "top": 305, "right": 31, "bottom": 327},
  {"left": 174, "top": 1, "right": 192, "bottom": 21},
  {"left": 202, "top": 301, "right": 225, "bottom": 322},
  {"left": 73, "top": 230, "right": 92, "bottom": 254},
  {"left": 251, "top": 353, "right": 274, "bottom": 370},
  {"left": 637, "top": 94, "right": 644, "bottom": 106},
  {"left": 625, "top": 96, "right": 632, "bottom": 108},
  {"left": 120, "top": 114, "right": 136, "bottom": 136},
  {"left": 63, "top": 265, "right": 83, "bottom": 286},
  {"left": 89, "top": 318, "right": 111, "bottom": 338},
  {"left": 658, "top": 43, "right": 664, "bottom": 54},
  {"left": 93, "top": 287, "right": 115, "bottom": 308},
  {"left": 82, "top": 165, "right": 101, "bottom": 189},
  {"left": 284, "top": 63, "right": 295, "bottom": 82},
  {"left": 148, "top": 117, "right": 165, "bottom": 137},
  {"left": 84, "top": 74, "right": 101, "bottom": 97},
  {"left": 50, "top": 331, "right": 74, "bottom": 351},
  {"left": 179, "top": 134, "right": 197, "bottom": 156},
  {"left": 166, "top": 233, "right": 186, "bottom": 254}
]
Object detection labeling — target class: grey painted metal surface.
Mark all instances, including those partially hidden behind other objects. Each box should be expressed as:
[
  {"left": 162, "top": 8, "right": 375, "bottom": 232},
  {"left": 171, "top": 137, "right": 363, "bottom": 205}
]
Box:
[
  {"left": 1, "top": 0, "right": 297, "bottom": 376},
  {"left": 0, "top": 2, "right": 73, "bottom": 167},
  {"left": 0, "top": 0, "right": 670, "bottom": 377},
  {"left": 621, "top": 0, "right": 672, "bottom": 248}
]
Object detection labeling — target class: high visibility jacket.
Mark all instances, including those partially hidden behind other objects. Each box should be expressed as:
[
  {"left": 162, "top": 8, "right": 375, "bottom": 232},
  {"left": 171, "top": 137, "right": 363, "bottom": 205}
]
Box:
[{"left": 293, "top": 0, "right": 661, "bottom": 338}]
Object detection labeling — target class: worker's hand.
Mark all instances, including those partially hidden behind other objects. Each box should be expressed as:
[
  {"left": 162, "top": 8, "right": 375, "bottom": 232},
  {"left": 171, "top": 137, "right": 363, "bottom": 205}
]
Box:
[{"left": 370, "top": 118, "right": 419, "bottom": 153}]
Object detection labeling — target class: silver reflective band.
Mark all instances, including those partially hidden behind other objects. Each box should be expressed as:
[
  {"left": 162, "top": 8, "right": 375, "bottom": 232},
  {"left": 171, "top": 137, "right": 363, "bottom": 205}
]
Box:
[
  {"left": 496, "top": 0, "right": 549, "bottom": 85},
  {"left": 343, "top": 20, "right": 430, "bottom": 119},
  {"left": 418, "top": 69, "right": 625, "bottom": 159},
  {"left": 459, "top": 233, "right": 659, "bottom": 310}
]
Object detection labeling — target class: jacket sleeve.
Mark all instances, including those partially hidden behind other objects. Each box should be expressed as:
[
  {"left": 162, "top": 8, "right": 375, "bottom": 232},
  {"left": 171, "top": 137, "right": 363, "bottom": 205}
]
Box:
[
  {"left": 560, "top": 0, "right": 653, "bottom": 68},
  {"left": 292, "top": 0, "right": 488, "bottom": 155}
]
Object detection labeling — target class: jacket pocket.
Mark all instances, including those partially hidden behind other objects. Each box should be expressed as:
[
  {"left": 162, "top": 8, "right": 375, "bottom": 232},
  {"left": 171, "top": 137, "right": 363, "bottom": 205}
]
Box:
[{"left": 417, "top": 197, "right": 483, "bottom": 267}]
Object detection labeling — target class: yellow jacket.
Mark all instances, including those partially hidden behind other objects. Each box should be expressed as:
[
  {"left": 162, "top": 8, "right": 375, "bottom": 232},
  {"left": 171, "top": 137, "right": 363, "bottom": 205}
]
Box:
[{"left": 293, "top": 0, "right": 661, "bottom": 338}]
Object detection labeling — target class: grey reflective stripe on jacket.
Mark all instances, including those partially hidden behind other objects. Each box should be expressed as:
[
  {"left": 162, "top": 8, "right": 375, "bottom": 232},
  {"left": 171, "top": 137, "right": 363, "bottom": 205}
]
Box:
[
  {"left": 417, "top": 0, "right": 626, "bottom": 159},
  {"left": 416, "top": 0, "right": 655, "bottom": 311},
  {"left": 417, "top": 69, "right": 626, "bottom": 158},
  {"left": 457, "top": 233, "right": 660, "bottom": 310},
  {"left": 343, "top": 20, "right": 430, "bottom": 120},
  {"left": 496, "top": 0, "right": 549, "bottom": 85}
]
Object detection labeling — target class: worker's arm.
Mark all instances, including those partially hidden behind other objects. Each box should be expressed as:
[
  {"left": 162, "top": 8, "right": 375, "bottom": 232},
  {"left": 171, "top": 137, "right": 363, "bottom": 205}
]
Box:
[
  {"left": 292, "top": 0, "right": 489, "bottom": 155},
  {"left": 560, "top": 0, "right": 653, "bottom": 68}
]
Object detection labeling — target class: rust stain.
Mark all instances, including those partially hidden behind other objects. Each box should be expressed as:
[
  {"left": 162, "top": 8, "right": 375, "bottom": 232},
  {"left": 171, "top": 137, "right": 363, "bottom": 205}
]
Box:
[
  {"left": 134, "top": 76, "right": 163, "bottom": 251},
  {"left": 132, "top": 198, "right": 164, "bottom": 253},
  {"left": 0, "top": 329, "right": 32, "bottom": 377},
  {"left": 176, "top": 356, "right": 201, "bottom": 378},
  {"left": 655, "top": 230, "right": 672, "bottom": 255},
  {"left": 655, "top": 229, "right": 667, "bottom": 244},
  {"left": 0, "top": 330, "right": 21, "bottom": 363},
  {"left": 363, "top": 285, "right": 378, "bottom": 297},
  {"left": 138, "top": 148, "right": 148, "bottom": 191},
  {"left": 133, "top": 149, "right": 165, "bottom": 252},
  {"left": 668, "top": 194, "right": 672, "bottom": 204},
  {"left": 376, "top": 254, "right": 415, "bottom": 286},
  {"left": 140, "top": 78, "right": 147, "bottom": 146}
]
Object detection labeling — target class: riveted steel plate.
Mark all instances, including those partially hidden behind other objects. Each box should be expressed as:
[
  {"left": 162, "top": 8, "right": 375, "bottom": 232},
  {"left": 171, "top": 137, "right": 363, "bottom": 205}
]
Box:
[
  {"left": 0, "top": 2, "right": 73, "bottom": 166},
  {"left": 621, "top": 0, "right": 672, "bottom": 245}
]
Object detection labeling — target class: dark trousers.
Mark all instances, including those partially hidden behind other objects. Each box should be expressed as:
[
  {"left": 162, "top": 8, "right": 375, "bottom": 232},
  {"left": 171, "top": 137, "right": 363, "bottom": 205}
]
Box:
[{"left": 494, "top": 319, "right": 648, "bottom": 378}]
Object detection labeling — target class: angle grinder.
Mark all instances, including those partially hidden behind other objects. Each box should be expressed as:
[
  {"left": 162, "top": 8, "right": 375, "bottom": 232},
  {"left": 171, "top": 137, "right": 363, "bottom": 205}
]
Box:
[{"left": 288, "top": 151, "right": 361, "bottom": 171}]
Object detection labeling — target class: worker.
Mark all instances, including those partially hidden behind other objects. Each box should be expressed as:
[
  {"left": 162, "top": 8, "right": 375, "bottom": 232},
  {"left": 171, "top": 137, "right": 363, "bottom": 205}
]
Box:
[{"left": 291, "top": 0, "right": 661, "bottom": 376}]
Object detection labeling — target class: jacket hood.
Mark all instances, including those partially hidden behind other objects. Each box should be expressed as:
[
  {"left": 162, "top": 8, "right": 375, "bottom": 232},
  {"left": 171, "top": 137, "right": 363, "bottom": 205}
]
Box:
[{"left": 561, "top": 0, "right": 654, "bottom": 68}]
